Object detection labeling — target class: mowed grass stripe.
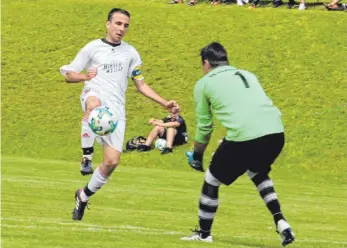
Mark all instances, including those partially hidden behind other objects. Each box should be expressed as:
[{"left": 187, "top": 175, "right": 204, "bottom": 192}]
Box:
[{"left": 2, "top": 157, "right": 347, "bottom": 248}]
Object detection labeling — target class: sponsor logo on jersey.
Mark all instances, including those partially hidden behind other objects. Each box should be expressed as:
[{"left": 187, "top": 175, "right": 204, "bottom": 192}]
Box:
[{"left": 103, "top": 60, "right": 123, "bottom": 73}]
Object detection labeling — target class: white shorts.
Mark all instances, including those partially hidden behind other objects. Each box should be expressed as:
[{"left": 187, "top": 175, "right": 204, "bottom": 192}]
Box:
[{"left": 80, "top": 86, "right": 126, "bottom": 153}]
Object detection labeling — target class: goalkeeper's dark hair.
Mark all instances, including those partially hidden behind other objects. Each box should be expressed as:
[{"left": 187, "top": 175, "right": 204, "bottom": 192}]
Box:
[
  {"left": 200, "top": 42, "right": 229, "bottom": 68},
  {"left": 108, "top": 8, "right": 131, "bottom": 21}
]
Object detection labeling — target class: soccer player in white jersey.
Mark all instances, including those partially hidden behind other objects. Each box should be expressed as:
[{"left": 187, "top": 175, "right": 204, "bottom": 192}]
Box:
[{"left": 60, "top": 8, "right": 179, "bottom": 220}]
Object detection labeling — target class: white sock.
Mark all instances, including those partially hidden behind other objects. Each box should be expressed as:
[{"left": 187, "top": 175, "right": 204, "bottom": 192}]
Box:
[
  {"left": 83, "top": 154, "right": 93, "bottom": 160},
  {"left": 87, "top": 167, "right": 108, "bottom": 193},
  {"left": 81, "top": 117, "right": 95, "bottom": 152},
  {"left": 298, "top": 3, "right": 305, "bottom": 9},
  {"left": 80, "top": 190, "right": 89, "bottom": 202}
]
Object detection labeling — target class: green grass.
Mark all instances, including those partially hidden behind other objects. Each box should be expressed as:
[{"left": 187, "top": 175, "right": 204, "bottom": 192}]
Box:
[
  {"left": 2, "top": 0, "right": 347, "bottom": 247},
  {"left": 2, "top": 156, "right": 347, "bottom": 248}
]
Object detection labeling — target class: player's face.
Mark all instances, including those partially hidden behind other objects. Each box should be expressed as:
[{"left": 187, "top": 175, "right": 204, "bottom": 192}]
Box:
[
  {"left": 170, "top": 112, "right": 179, "bottom": 120},
  {"left": 106, "top": 13, "right": 130, "bottom": 43}
]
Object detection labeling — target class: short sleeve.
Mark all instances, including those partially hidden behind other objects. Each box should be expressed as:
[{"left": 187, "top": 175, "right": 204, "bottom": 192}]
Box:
[
  {"left": 176, "top": 116, "right": 185, "bottom": 126},
  {"left": 60, "top": 43, "right": 92, "bottom": 76},
  {"left": 128, "top": 49, "right": 143, "bottom": 79}
]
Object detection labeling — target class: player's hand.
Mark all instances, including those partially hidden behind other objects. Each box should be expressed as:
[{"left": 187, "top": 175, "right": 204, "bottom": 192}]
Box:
[
  {"left": 185, "top": 151, "right": 204, "bottom": 172},
  {"left": 148, "top": 118, "right": 155, "bottom": 125},
  {"left": 164, "top": 100, "right": 180, "bottom": 114},
  {"left": 153, "top": 120, "right": 163, "bottom": 126},
  {"left": 84, "top": 68, "right": 97, "bottom": 81}
]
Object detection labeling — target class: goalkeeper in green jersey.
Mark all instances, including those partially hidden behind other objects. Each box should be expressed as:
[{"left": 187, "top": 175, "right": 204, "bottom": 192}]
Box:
[{"left": 181, "top": 42, "right": 295, "bottom": 247}]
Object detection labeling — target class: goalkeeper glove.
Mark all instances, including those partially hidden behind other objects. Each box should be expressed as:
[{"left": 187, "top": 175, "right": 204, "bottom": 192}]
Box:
[{"left": 185, "top": 150, "right": 204, "bottom": 172}]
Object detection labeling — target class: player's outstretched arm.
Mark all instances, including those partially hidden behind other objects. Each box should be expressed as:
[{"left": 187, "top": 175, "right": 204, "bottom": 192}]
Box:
[
  {"left": 64, "top": 69, "right": 97, "bottom": 83},
  {"left": 134, "top": 79, "right": 179, "bottom": 112}
]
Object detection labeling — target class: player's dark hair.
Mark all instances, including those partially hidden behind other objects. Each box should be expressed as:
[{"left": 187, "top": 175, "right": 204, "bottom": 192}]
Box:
[
  {"left": 200, "top": 42, "right": 229, "bottom": 68},
  {"left": 108, "top": 8, "right": 131, "bottom": 21}
]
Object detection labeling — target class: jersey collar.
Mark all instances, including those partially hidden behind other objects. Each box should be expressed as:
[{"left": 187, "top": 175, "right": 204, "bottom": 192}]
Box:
[{"left": 101, "top": 38, "right": 121, "bottom": 47}]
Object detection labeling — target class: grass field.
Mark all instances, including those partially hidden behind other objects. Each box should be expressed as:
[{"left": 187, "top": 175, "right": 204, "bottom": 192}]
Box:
[
  {"left": 2, "top": 156, "right": 347, "bottom": 248},
  {"left": 2, "top": 0, "right": 347, "bottom": 247}
]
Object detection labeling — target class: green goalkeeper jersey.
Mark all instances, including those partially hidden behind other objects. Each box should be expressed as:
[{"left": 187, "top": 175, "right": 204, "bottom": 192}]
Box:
[{"left": 194, "top": 65, "right": 284, "bottom": 144}]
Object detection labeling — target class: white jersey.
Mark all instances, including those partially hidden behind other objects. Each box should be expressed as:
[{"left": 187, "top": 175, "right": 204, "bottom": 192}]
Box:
[{"left": 60, "top": 38, "right": 143, "bottom": 107}]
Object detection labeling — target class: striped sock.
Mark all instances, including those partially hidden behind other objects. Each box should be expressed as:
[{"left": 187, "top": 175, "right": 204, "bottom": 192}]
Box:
[
  {"left": 198, "top": 170, "right": 222, "bottom": 238},
  {"left": 248, "top": 171, "right": 285, "bottom": 224}
]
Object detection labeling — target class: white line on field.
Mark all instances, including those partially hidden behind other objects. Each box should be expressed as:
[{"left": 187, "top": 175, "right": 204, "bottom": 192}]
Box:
[
  {"left": 2, "top": 218, "right": 347, "bottom": 245},
  {"left": 1, "top": 217, "right": 182, "bottom": 235}
]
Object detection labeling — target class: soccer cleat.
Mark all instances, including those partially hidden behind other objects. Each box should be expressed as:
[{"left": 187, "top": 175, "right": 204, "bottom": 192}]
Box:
[
  {"left": 186, "top": 151, "right": 204, "bottom": 172},
  {"left": 80, "top": 157, "right": 93, "bottom": 176},
  {"left": 273, "top": 0, "right": 283, "bottom": 7},
  {"left": 137, "top": 144, "right": 152, "bottom": 152},
  {"left": 287, "top": 0, "right": 297, "bottom": 8},
  {"left": 277, "top": 219, "right": 295, "bottom": 246},
  {"left": 72, "top": 189, "right": 89, "bottom": 221},
  {"left": 181, "top": 229, "right": 213, "bottom": 242},
  {"left": 161, "top": 147, "right": 173, "bottom": 155}
]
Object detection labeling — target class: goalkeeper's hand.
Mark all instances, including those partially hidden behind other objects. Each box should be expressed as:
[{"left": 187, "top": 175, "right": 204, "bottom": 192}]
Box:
[{"left": 185, "top": 151, "right": 204, "bottom": 172}]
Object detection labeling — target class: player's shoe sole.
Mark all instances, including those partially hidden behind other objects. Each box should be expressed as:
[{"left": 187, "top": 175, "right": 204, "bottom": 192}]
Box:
[{"left": 80, "top": 168, "right": 93, "bottom": 176}]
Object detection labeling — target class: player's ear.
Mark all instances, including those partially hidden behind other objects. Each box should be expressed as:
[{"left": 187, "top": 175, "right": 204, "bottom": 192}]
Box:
[
  {"left": 202, "top": 59, "right": 211, "bottom": 74},
  {"left": 204, "top": 60, "right": 211, "bottom": 69},
  {"left": 106, "top": 21, "right": 111, "bottom": 30}
]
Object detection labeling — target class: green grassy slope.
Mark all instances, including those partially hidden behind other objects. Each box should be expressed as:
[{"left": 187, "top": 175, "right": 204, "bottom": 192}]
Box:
[
  {"left": 2, "top": 1, "right": 346, "bottom": 177},
  {"left": 1, "top": 1, "right": 347, "bottom": 247}
]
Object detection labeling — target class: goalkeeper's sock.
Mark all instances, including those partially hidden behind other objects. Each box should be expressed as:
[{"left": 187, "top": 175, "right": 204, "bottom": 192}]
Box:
[
  {"left": 248, "top": 172, "right": 285, "bottom": 225},
  {"left": 198, "top": 170, "right": 221, "bottom": 236}
]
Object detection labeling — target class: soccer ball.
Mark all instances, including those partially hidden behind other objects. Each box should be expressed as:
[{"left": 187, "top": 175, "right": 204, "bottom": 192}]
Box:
[
  {"left": 88, "top": 106, "right": 118, "bottom": 136},
  {"left": 155, "top": 138, "right": 167, "bottom": 151}
]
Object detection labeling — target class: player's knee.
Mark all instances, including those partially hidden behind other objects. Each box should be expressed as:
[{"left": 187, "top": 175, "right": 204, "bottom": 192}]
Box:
[
  {"left": 103, "top": 157, "right": 120, "bottom": 169},
  {"left": 85, "top": 98, "right": 101, "bottom": 113},
  {"left": 205, "top": 169, "right": 222, "bottom": 187},
  {"left": 154, "top": 125, "right": 164, "bottom": 133},
  {"left": 166, "top": 127, "right": 177, "bottom": 136}
]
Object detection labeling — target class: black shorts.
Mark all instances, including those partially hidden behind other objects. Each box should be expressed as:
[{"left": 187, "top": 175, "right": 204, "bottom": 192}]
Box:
[
  {"left": 209, "top": 133, "right": 285, "bottom": 185},
  {"left": 160, "top": 130, "right": 187, "bottom": 146}
]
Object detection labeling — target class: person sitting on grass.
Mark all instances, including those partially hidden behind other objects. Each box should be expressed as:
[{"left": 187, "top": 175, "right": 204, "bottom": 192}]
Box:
[
  {"left": 249, "top": 0, "right": 305, "bottom": 9},
  {"left": 137, "top": 110, "right": 188, "bottom": 154},
  {"left": 324, "top": 0, "right": 346, "bottom": 10}
]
